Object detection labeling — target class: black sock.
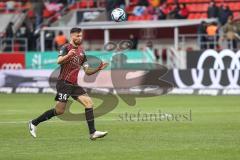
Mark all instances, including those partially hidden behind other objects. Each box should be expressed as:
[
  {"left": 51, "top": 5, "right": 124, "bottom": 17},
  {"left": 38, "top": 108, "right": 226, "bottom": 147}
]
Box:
[
  {"left": 32, "top": 108, "right": 56, "bottom": 126},
  {"left": 85, "top": 108, "right": 96, "bottom": 134}
]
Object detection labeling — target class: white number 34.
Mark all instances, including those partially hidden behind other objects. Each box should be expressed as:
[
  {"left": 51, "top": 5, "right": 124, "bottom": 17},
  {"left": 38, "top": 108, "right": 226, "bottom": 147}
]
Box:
[{"left": 59, "top": 93, "right": 68, "bottom": 101}]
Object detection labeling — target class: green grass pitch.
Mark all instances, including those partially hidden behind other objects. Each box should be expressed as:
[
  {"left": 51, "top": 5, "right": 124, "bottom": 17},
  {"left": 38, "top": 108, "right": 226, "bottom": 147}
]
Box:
[{"left": 0, "top": 94, "right": 239, "bottom": 160}]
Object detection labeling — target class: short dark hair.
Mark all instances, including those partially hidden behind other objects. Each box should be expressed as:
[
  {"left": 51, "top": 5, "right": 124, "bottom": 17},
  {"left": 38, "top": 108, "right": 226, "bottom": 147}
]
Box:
[{"left": 70, "top": 27, "right": 82, "bottom": 34}]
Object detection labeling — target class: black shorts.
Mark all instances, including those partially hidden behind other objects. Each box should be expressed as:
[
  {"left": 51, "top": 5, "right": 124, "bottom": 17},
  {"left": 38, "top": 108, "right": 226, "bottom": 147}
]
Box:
[{"left": 54, "top": 80, "right": 86, "bottom": 102}]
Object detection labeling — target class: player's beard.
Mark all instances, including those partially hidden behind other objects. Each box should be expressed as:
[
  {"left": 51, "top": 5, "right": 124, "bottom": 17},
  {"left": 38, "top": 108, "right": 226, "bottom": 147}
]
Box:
[{"left": 73, "top": 39, "right": 82, "bottom": 46}]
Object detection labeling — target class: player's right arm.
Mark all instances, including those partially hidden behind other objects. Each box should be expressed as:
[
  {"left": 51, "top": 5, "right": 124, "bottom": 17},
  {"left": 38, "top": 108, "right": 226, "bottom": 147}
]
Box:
[
  {"left": 57, "top": 46, "right": 75, "bottom": 64},
  {"left": 83, "top": 61, "right": 109, "bottom": 75}
]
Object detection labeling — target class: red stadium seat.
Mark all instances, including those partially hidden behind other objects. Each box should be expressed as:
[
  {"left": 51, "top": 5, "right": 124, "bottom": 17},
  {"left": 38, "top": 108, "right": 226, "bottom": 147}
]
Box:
[
  {"left": 167, "top": 0, "right": 174, "bottom": 3},
  {"left": 0, "top": 2, "right": 5, "bottom": 10},
  {"left": 137, "top": 16, "right": 143, "bottom": 21},
  {"left": 195, "top": 13, "right": 201, "bottom": 19},
  {"left": 128, "top": 15, "right": 134, "bottom": 21},
  {"left": 187, "top": 5, "right": 193, "bottom": 12},
  {"left": 143, "top": 14, "right": 153, "bottom": 20},
  {"left": 43, "top": 9, "right": 55, "bottom": 18},
  {"left": 69, "top": 3, "right": 77, "bottom": 10},
  {"left": 126, "top": 5, "right": 135, "bottom": 14},
  {"left": 234, "top": 12, "right": 239, "bottom": 18},
  {"left": 27, "top": 10, "right": 34, "bottom": 18},
  {"left": 201, "top": 13, "right": 207, "bottom": 18},
  {"left": 188, "top": 13, "right": 196, "bottom": 19},
  {"left": 13, "top": 42, "right": 20, "bottom": 52},
  {"left": 229, "top": 2, "right": 240, "bottom": 11},
  {"left": 131, "top": 17, "right": 136, "bottom": 21},
  {"left": 14, "top": 2, "right": 21, "bottom": 8},
  {"left": 178, "top": 0, "right": 185, "bottom": 3},
  {"left": 188, "top": 4, "right": 208, "bottom": 12},
  {"left": 130, "top": 0, "right": 138, "bottom": 5},
  {"left": 201, "top": 0, "right": 211, "bottom": 2},
  {"left": 202, "top": 4, "right": 208, "bottom": 12},
  {"left": 78, "top": 0, "right": 94, "bottom": 8}
]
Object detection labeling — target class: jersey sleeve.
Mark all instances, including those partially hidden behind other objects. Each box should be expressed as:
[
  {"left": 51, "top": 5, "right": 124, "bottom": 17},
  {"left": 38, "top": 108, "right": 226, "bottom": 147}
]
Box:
[
  {"left": 58, "top": 45, "right": 68, "bottom": 57},
  {"left": 82, "top": 54, "right": 89, "bottom": 68},
  {"left": 83, "top": 54, "right": 87, "bottom": 63}
]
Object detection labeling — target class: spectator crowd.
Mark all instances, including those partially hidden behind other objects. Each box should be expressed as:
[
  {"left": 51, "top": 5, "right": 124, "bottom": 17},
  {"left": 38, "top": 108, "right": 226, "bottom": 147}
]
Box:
[
  {"left": 198, "top": 1, "right": 240, "bottom": 50},
  {"left": 1, "top": 0, "right": 240, "bottom": 51},
  {"left": 107, "top": 0, "right": 190, "bottom": 20},
  {"left": 1, "top": 0, "right": 72, "bottom": 51}
]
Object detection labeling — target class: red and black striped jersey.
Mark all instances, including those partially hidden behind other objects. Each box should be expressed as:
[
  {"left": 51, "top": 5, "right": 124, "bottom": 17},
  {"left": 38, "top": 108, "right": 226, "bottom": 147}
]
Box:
[{"left": 58, "top": 43, "right": 87, "bottom": 84}]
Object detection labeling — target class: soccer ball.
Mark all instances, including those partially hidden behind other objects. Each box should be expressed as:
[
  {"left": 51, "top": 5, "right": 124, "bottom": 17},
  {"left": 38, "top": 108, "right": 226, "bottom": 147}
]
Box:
[{"left": 111, "top": 8, "right": 126, "bottom": 22}]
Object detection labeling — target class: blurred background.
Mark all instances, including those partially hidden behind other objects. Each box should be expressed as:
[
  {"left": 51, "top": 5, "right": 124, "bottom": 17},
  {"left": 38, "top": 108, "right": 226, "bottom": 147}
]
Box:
[{"left": 0, "top": 0, "right": 239, "bottom": 95}]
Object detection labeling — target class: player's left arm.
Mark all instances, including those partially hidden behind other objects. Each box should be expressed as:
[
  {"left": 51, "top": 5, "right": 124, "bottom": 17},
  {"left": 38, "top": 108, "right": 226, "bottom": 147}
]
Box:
[{"left": 83, "top": 61, "right": 109, "bottom": 76}]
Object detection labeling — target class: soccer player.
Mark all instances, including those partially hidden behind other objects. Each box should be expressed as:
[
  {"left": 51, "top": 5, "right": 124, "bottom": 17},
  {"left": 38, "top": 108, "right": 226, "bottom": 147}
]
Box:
[{"left": 29, "top": 27, "right": 109, "bottom": 140}]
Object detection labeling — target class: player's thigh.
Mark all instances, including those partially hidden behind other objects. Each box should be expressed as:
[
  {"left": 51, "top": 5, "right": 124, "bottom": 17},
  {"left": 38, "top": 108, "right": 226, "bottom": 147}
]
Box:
[
  {"left": 71, "top": 85, "right": 93, "bottom": 108},
  {"left": 55, "top": 80, "right": 71, "bottom": 102},
  {"left": 75, "top": 93, "right": 94, "bottom": 108},
  {"left": 54, "top": 80, "right": 71, "bottom": 114}
]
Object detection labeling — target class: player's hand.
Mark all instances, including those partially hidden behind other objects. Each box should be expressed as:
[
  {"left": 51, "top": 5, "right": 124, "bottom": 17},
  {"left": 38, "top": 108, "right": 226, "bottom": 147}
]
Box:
[
  {"left": 68, "top": 49, "right": 75, "bottom": 57},
  {"left": 98, "top": 62, "right": 109, "bottom": 70}
]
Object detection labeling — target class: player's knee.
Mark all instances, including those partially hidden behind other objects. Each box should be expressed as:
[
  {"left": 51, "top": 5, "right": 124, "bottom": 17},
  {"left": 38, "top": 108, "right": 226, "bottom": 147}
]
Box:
[
  {"left": 84, "top": 99, "right": 93, "bottom": 108},
  {"left": 55, "top": 108, "right": 65, "bottom": 115},
  {"left": 55, "top": 102, "right": 66, "bottom": 115}
]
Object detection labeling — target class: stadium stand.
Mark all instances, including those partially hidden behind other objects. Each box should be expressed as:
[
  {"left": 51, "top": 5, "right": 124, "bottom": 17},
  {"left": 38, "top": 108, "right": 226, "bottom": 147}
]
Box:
[
  {"left": 0, "top": 0, "right": 239, "bottom": 53},
  {"left": 0, "top": 14, "right": 24, "bottom": 33},
  {"left": 126, "top": 0, "right": 240, "bottom": 20}
]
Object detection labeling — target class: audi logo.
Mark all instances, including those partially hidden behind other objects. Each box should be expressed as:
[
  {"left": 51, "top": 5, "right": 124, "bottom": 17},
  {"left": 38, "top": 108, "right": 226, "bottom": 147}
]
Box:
[
  {"left": 174, "top": 49, "right": 240, "bottom": 89},
  {"left": 103, "top": 40, "right": 133, "bottom": 52},
  {"left": 1, "top": 63, "right": 23, "bottom": 70}
]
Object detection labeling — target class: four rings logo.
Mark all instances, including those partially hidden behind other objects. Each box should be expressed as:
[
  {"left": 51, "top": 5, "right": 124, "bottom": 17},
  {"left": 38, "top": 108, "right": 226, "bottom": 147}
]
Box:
[
  {"left": 1, "top": 63, "right": 23, "bottom": 70},
  {"left": 174, "top": 49, "right": 240, "bottom": 89}
]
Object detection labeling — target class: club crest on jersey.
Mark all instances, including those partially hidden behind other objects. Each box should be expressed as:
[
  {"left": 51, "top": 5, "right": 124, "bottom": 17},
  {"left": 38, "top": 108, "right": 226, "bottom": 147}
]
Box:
[{"left": 71, "top": 56, "right": 80, "bottom": 66}]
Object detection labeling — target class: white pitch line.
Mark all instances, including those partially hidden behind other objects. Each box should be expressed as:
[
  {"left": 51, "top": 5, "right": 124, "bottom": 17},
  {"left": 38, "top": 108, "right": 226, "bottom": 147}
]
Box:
[
  {"left": 0, "top": 121, "right": 28, "bottom": 124},
  {"left": 0, "top": 119, "right": 120, "bottom": 124}
]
